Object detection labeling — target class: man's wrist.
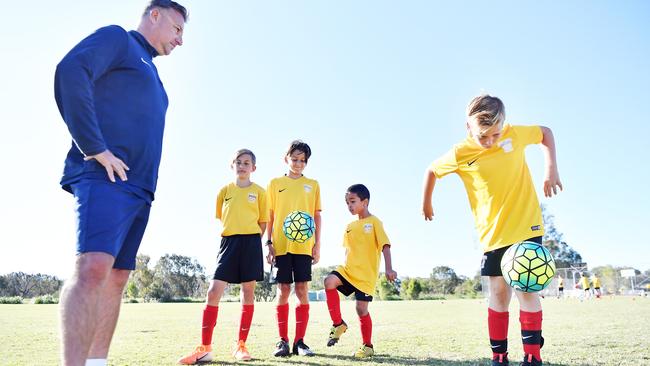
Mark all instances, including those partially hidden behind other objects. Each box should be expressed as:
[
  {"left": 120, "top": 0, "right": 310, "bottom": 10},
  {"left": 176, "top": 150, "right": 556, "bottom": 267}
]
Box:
[{"left": 265, "top": 239, "right": 273, "bottom": 246}]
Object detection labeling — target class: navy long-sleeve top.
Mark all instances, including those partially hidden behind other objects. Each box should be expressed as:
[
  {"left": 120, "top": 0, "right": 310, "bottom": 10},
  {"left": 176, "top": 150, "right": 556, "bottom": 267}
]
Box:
[{"left": 55, "top": 25, "right": 168, "bottom": 197}]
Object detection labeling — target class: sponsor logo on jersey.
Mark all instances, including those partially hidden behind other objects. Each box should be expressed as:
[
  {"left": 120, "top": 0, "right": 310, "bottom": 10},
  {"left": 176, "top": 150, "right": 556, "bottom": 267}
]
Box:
[{"left": 498, "top": 138, "right": 513, "bottom": 153}]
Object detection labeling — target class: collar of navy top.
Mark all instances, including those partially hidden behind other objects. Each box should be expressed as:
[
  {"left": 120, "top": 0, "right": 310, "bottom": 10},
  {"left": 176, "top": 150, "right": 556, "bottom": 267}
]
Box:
[{"left": 129, "top": 30, "right": 159, "bottom": 58}]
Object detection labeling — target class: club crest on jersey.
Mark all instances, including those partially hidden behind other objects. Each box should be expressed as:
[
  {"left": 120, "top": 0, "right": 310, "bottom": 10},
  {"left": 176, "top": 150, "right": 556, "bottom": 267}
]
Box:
[
  {"left": 248, "top": 193, "right": 257, "bottom": 202},
  {"left": 363, "top": 223, "right": 373, "bottom": 233},
  {"left": 303, "top": 184, "right": 312, "bottom": 193},
  {"left": 498, "top": 138, "right": 513, "bottom": 153}
]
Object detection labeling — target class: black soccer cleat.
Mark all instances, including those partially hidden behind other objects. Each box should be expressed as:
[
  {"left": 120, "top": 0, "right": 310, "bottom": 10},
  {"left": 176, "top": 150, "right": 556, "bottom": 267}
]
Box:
[
  {"left": 492, "top": 352, "right": 509, "bottom": 366},
  {"left": 292, "top": 339, "right": 315, "bottom": 356},
  {"left": 520, "top": 354, "right": 543, "bottom": 366},
  {"left": 273, "top": 339, "right": 291, "bottom": 357}
]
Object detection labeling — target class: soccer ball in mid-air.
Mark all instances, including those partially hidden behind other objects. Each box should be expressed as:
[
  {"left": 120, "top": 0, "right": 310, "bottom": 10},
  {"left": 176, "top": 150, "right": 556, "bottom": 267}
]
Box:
[
  {"left": 282, "top": 211, "right": 314, "bottom": 243},
  {"left": 500, "top": 241, "right": 556, "bottom": 292}
]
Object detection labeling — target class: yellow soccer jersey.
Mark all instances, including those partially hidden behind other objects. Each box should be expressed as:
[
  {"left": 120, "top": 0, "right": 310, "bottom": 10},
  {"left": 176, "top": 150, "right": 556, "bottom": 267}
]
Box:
[
  {"left": 431, "top": 124, "right": 544, "bottom": 252},
  {"left": 558, "top": 277, "right": 564, "bottom": 288},
  {"left": 592, "top": 277, "right": 601, "bottom": 288},
  {"left": 580, "top": 276, "right": 590, "bottom": 289},
  {"left": 336, "top": 215, "right": 390, "bottom": 295},
  {"left": 268, "top": 175, "right": 321, "bottom": 256},
  {"left": 216, "top": 182, "right": 269, "bottom": 236}
]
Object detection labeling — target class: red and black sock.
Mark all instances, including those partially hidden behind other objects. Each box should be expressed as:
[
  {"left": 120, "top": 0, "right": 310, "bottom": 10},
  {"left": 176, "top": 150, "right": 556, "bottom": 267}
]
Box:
[
  {"left": 359, "top": 313, "right": 372, "bottom": 347},
  {"left": 325, "top": 288, "right": 343, "bottom": 325},
  {"left": 520, "top": 310, "right": 543, "bottom": 362},
  {"left": 201, "top": 305, "right": 218, "bottom": 345},
  {"left": 488, "top": 308, "right": 509, "bottom": 358},
  {"left": 276, "top": 303, "right": 289, "bottom": 342},
  {"left": 294, "top": 304, "right": 310, "bottom": 344},
  {"left": 238, "top": 304, "right": 254, "bottom": 342}
]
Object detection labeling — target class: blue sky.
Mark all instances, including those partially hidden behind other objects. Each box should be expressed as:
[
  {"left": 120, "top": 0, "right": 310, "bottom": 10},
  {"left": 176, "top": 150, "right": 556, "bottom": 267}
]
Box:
[{"left": 1, "top": 1, "right": 649, "bottom": 279}]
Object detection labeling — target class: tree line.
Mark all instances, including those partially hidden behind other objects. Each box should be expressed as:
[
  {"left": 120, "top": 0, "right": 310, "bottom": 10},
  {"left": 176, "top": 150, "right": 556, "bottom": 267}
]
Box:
[{"left": 3, "top": 206, "right": 647, "bottom": 302}]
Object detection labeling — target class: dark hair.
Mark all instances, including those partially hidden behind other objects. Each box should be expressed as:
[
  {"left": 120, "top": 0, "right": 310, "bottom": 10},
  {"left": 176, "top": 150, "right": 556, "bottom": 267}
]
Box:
[
  {"left": 144, "top": 0, "right": 189, "bottom": 22},
  {"left": 347, "top": 184, "right": 370, "bottom": 202},
  {"left": 286, "top": 140, "right": 312, "bottom": 162},
  {"left": 233, "top": 148, "right": 256, "bottom": 165}
]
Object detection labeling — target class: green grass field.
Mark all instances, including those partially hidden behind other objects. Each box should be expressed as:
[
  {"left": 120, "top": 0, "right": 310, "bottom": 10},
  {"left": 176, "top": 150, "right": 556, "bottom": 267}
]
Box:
[{"left": 1, "top": 297, "right": 649, "bottom": 365}]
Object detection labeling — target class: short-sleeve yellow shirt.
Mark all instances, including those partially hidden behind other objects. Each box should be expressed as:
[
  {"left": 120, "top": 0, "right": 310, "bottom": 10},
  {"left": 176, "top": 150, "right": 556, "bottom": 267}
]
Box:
[
  {"left": 336, "top": 215, "right": 390, "bottom": 295},
  {"left": 431, "top": 124, "right": 544, "bottom": 252},
  {"left": 268, "top": 175, "right": 321, "bottom": 256},
  {"left": 216, "top": 182, "right": 269, "bottom": 236}
]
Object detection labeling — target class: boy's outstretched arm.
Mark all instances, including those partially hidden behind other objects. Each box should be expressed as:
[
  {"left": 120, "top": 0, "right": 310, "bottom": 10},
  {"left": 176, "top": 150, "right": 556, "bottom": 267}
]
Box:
[
  {"left": 422, "top": 169, "right": 437, "bottom": 220},
  {"left": 382, "top": 244, "right": 397, "bottom": 282},
  {"left": 540, "top": 126, "right": 563, "bottom": 197},
  {"left": 312, "top": 210, "right": 322, "bottom": 264}
]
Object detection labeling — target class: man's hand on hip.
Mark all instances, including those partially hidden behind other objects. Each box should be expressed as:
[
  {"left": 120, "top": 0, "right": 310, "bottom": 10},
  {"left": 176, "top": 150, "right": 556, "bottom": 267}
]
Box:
[{"left": 85, "top": 150, "right": 129, "bottom": 182}]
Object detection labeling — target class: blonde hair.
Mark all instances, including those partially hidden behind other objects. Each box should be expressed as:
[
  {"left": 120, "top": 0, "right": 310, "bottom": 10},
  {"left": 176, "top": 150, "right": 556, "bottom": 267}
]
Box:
[
  {"left": 466, "top": 94, "right": 506, "bottom": 128},
  {"left": 232, "top": 148, "right": 256, "bottom": 165}
]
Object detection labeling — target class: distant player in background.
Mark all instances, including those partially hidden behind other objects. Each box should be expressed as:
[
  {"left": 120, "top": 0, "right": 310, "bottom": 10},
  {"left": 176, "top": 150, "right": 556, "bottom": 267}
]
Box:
[
  {"left": 557, "top": 277, "right": 564, "bottom": 299},
  {"left": 580, "top": 273, "right": 591, "bottom": 299},
  {"left": 591, "top": 274, "right": 602, "bottom": 298},
  {"left": 266, "top": 140, "right": 322, "bottom": 357},
  {"left": 422, "top": 95, "right": 563, "bottom": 366},
  {"left": 178, "top": 149, "right": 268, "bottom": 364},
  {"left": 323, "top": 184, "right": 397, "bottom": 359}
]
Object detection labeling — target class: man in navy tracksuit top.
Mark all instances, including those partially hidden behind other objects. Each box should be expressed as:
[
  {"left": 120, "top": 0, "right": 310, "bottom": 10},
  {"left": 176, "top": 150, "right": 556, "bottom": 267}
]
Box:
[{"left": 54, "top": 2, "right": 187, "bottom": 365}]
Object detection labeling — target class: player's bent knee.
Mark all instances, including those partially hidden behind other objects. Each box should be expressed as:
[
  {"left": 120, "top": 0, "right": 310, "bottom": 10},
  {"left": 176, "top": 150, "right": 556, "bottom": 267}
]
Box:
[{"left": 324, "top": 275, "right": 340, "bottom": 289}]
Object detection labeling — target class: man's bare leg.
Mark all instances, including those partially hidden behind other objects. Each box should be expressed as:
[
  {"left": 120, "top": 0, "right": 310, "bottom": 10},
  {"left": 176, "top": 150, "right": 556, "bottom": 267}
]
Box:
[
  {"left": 87, "top": 269, "right": 131, "bottom": 359},
  {"left": 60, "top": 253, "right": 114, "bottom": 366}
]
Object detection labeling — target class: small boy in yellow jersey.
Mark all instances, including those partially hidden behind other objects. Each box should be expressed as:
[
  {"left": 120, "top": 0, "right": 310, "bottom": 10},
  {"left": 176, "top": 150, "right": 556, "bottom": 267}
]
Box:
[
  {"left": 266, "top": 140, "right": 322, "bottom": 357},
  {"left": 422, "top": 95, "right": 563, "bottom": 366},
  {"left": 324, "top": 184, "right": 397, "bottom": 359},
  {"left": 178, "top": 149, "right": 268, "bottom": 364}
]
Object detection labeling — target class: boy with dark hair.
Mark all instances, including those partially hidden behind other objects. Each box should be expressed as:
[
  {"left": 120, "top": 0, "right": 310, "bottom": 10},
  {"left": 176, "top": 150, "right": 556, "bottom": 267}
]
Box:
[
  {"left": 422, "top": 94, "right": 563, "bottom": 366},
  {"left": 266, "top": 140, "right": 321, "bottom": 357},
  {"left": 324, "top": 184, "right": 397, "bottom": 359},
  {"left": 178, "top": 149, "right": 268, "bottom": 364}
]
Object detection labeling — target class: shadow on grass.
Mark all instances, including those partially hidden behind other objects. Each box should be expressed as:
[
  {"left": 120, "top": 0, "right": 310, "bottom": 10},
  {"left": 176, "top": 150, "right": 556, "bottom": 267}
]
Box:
[{"left": 200, "top": 354, "right": 577, "bottom": 366}]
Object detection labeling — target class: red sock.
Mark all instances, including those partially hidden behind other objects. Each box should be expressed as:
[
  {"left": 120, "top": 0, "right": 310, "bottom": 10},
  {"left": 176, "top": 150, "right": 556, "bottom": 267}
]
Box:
[
  {"left": 294, "top": 304, "right": 310, "bottom": 343},
  {"left": 488, "top": 308, "right": 509, "bottom": 357},
  {"left": 326, "top": 289, "right": 342, "bottom": 325},
  {"left": 201, "top": 305, "right": 218, "bottom": 345},
  {"left": 276, "top": 303, "right": 289, "bottom": 341},
  {"left": 359, "top": 313, "right": 372, "bottom": 346},
  {"left": 520, "top": 310, "right": 543, "bottom": 361},
  {"left": 238, "top": 304, "right": 254, "bottom": 342}
]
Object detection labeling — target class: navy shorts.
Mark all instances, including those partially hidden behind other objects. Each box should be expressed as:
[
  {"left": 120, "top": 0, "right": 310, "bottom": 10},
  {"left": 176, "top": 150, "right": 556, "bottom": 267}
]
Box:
[
  {"left": 331, "top": 271, "right": 373, "bottom": 302},
  {"left": 274, "top": 253, "right": 312, "bottom": 284},
  {"left": 481, "top": 236, "right": 543, "bottom": 276},
  {"left": 71, "top": 179, "right": 152, "bottom": 270},
  {"left": 213, "top": 234, "right": 264, "bottom": 284}
]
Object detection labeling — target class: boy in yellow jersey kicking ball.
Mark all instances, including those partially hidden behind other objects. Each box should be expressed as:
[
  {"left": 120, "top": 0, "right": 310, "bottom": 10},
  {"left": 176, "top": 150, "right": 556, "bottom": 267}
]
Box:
[
  {"left": 422, "top": 95, "right": 563, "bottom": 366},
  {"left": 266, "top": 140, "right": 322, "bottom": 357},
  {"left": 178, "top": 149, "right": 268, "bottom": 364},
  {"left": 324, "top": 184, "right": 397, "bottom": 359}
]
